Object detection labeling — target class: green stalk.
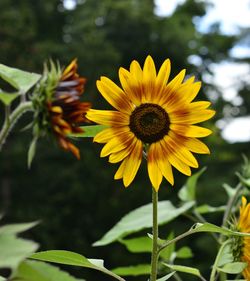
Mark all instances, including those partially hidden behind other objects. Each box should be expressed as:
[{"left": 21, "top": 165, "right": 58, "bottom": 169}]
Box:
[
  {"left": 150, "top": 187, "right": 159, "bottom": 281},
  {"left": 0, "top": 101, "right": 33, "bottom": 150}
]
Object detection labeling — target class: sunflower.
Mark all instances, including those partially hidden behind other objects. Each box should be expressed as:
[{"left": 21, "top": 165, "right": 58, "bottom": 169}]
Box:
[
  {"left": 234, "top": 196, "right": 250, "bottom": 279},
  {"left": 33, "top": 59, "right": 91, "bottom": 159},
  {"left": 87, "top": 56, "right": 215, "bottom": 190}
]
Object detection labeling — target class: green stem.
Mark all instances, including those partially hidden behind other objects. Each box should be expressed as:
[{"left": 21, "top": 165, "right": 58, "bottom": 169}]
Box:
[
  {"left": 150, "top": 188, "right": 159, "bottom": 281},
  {"left": 0, "top": 101, "right": 33, "bottom": 150}
]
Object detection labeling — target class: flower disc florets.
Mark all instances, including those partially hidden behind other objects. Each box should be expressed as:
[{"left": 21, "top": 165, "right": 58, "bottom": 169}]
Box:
[{"left": 129, "top": 103, "right": 170, "bottom": 143}]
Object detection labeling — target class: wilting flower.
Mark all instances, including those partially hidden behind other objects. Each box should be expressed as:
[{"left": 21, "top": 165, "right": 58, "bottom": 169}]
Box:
[
  {"left": 32, "top": 59, "right": 91, "bottom": 159},
  {"left": 232, "top": 196, "right": 250, "bottom": 279},
  {"left": 87, "top": 56, "right": 215, "bottom": 190}
]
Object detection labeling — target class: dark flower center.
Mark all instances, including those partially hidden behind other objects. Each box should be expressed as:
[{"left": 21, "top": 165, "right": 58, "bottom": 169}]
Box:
[{"left": 129, "top": 103, "right": 170, "bottom": 143}]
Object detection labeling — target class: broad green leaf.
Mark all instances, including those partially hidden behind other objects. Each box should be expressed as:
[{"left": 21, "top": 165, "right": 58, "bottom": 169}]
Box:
[
  {"left": 0, "top": 221, "right": 39, "bottom": 235},
  {"left": 30, "top": 250, "right": 124, "bottom": 281},
  {"left": 156, "top": 272, "right": 176, "bottom": 281},
  {"left": 217, "top": 262, "right": 247, "bottom": 274},
  {"left": 195, "top": 204, "right": 226, "bottom": 214},
  {"left": 178, "top": 167, "right": 206, "bottom": 202},
  {"left": 70, "top": 125, "right": 108, "bottom": 138},
  {"left": 112, "top": 264, "right": 151, "bottom": 276},
  {"left": 0, "top": 91, "right": 19, "bottom": 106},
  {"left": 0, "top": 64, "right": 41, "bottom": 94},
  {"left": 93, "top": 201, "right": 194, "bottom": 246},
  {"left": 176, "top": 246, "right": 193, "bottom": 259},
  {"left": 163, "top": 263, "right": 203, "bottom": 278},
  {"left": 12, "top": 260, "right": 84, "bottom": 281},
  {"left": 0, "top": 276, "right": 6, "bottom": 281},
  {"left": 119, "top": 236, "right": 152, "bottom": 253},
  {"left": 217, "top": 243, "right": 234, "bottom": 267},
  {"left": 0, "top": 234, "right": 38, "bottom": 270}
]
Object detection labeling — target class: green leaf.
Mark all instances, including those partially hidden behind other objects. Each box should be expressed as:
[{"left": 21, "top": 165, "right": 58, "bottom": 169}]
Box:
[
  {"left": 0, "top": 221, "right": 39, "bottom": 235},
  {"left": 156, "top": 272, "right": 176, "bottom": 281},
  {"left": 0, "top": 276, "right": 6, "bottom": 281},
  {"left": 0, "top": 234, "right": 38, "bottom": 270},
  {"left": 0, "top": 64, "right": 41, "bottom": 94},
  {"left": 30, "top": 250, "right": 124, "bottom": 281},
  {"left": 178, "top": 167, "right": 206, "bottom": 202},
  {"left": 217, "top": 242, "right": 234, "bottom": 267},
  {"left": 176, "top": 246, "right": 193, "bottom": 259},
  {"left": 112, "top": 264, "right": 151, "bottom": 276},
  {"left": 163, "top": 263, "right": 203, "bottom": 278},
  {"left": 93, "top": 201, "right": 194, "bottom": 246},
  {"left": 70, "top": 125, "right": 109, "bottom": 138},
  {"left": 195, "top": 204, "right": 226, "bottom": 214},
  {"left": 222, "top": 184, "right": 237, "bottom": 198},
  {"left": 12, "top": 260, "right": 84, "bottom": 281},
  {"left": 119, "top": 236, "right": 152, "bottom": 253},
  {"left": 27, "top": 137, "right": 38, "bottom": 168},
  {"left": 0, "top": 91, "right": 19, "bottom": 106},
  {"left": 217, "top": 262, "right": 247, "bottom": 274}
]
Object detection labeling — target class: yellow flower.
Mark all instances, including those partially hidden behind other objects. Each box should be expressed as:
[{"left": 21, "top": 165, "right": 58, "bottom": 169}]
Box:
[
  {"left": 87, "top": 56, "right": 215, "bottom": 190},
  {"left": 236, "top": 196, "right": 250, "bottom": 279}
]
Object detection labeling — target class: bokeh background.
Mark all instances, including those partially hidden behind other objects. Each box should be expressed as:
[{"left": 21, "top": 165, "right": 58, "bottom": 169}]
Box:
[{"left": 0, "top": 0, "right": 250, "bottom": 280}]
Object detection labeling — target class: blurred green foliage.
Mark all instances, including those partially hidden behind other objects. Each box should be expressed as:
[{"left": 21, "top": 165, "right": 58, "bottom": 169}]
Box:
[{"left": 0, "top": 0, "right": 249, "bottom": 280}]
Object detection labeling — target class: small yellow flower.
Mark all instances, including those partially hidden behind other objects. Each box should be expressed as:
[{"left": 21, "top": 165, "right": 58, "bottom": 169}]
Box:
[
  {"left": 236, "top": 196, "right": 250, "bottom": 279},
  {"left": 87, "top": 56, "right": 215, "bottom": 190}
]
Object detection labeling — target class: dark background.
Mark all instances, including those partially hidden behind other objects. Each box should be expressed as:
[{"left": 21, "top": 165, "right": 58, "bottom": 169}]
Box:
[{"left": 0, "top": 0, "right": 249, "bottom": 280}]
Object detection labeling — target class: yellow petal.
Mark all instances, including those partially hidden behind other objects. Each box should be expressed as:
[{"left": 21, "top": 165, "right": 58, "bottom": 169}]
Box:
[
  {"left": 123, "top": 140, "right": 143, "bottom": 187},
  {"left": 170, "top": 124, "right": 212, "bottom": 138},
  {"left": 147, "top": 143, "right": 163, "bottom": 191},
  {"left": 185, "top": 138, "right": 210, "bottom": 154},
  {"left": 97, "top": 78, "right": 133, "bottom": 113},
  {"left": 94, "top": 127, "right": 129, "bottom": 143},
  {"left": 114, "top": 159, "right": 127, "bottom": 180},
  {"left": 142, "top": 56, "right": 156, "bottom": 102},
  {"left": 109, "top": 138, "right": 136, "bottom": 163},
  {"left": 170, "top": 109, "right": 215, "bottom": 124},
  {"left": 86, "top": 109, "right": 129, "bottom": 126}
]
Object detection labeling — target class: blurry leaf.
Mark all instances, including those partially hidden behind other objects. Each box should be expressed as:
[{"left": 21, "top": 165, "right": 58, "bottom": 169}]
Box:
[
  {"left": 222, "top": 184, "right": 237, "bottom": 198},
  {"left": 163, "top": 263, "right": 203, "bottom": 278},
  {"left": 156, "top": 272, "right": 176, "bottom": 281},
  {"left": 236, "top": 172, "right": 250, "bottom": 188},
  {"left": 0, "top": 64, "right": 41, "bottom": 94},
  {"left": 217, "top": 262, "right": 247, "bottom": 274},
  {"left": 93, "top": 201, "right": 194, "bottom": 246},
  {"left": 0, "top": 235, "right": 38, "bottom": 270},
  {"left": 159, "top": 232, "right": 175, "bottom": 260},
  {"left": 30, "top": 250, "right": 124, "bottom": 281},
  {"left": 178, "top": 167, "right": 206, "bottom": 202},
  {"left": 0, "top": 277, "right": 6, "bottom": 281},
  {"left": 176, "top": 247, "right": 193, "bottom": 259},
  {"left": 112, "top": 264, "right": 151, "bottom": 276},
  {"left": 119, "top": 236, "right": 152, "bottom": 253},
  {"left": 0, "top": 221, "right": 39, "bottom": 235},
  {"left": 217, "top": 242, "right": 234, "bottom": 267},
  {"left": 195, "top": 204, "right": 226, "bottom": 214},
  {"left": 27, "top": 137, "right": 38, "bottom": 168},
  {"left": 70, "top": 125, "right": 109, "bottom": 138},
  {"left": 0, "top": 91, "right": 19, "bottom": 106},
  {"left": 12, "top": 260, "right": 84, "bottom": 281}
]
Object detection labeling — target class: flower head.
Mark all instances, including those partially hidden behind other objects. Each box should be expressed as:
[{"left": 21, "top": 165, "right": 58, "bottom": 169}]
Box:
[
  {"left": 87, "top": 56, "right": 215, "bottom": 190},
  {"left": 233, "top": 196, "right": 250, "bottom": 279},
  {"left": 33, "top": 59, "right": 91, "bottom": 159}
]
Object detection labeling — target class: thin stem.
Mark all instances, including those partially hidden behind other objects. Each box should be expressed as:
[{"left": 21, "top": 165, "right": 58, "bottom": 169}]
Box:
[
  {"left": 150, "top": 188, "right": 159, "bottom": 281},
  {"left": 222, "top": 183, "right": 242, "bottom": 227},
  {"left": 0, "top": 101, "right": 33, "bottom": 150}
]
